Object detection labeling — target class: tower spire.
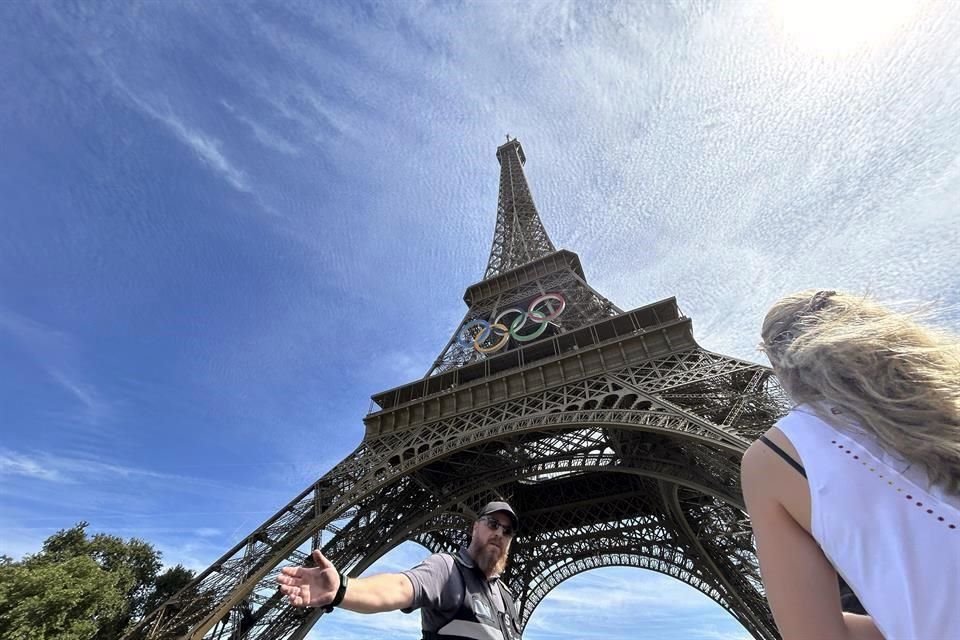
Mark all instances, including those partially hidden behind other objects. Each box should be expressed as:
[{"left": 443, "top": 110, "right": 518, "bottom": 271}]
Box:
[
  {"left": 484, "top": 138, "right": 556, "bottom": 278},
  {"left": 427, "top": 139, "right": 619, "bottom": 375}
]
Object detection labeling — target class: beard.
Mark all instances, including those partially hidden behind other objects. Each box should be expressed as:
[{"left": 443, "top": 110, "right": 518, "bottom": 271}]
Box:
[{"left": 475, "top": 541, "right": 509, "bottom": 576}]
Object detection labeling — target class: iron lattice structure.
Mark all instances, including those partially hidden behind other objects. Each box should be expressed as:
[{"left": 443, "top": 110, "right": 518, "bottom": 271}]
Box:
[{"left": 132, "top": 138, "right": 786, "bottom": 640}]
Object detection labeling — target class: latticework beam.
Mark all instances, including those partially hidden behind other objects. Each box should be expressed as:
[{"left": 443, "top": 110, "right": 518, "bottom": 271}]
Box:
[
  {"left": 131, "top": 345, "right": 782, "bottom": 640},
  {"left": 130, "top": 139, "right": 782, "bottom": 640},
  {"left": 484, "top": 138, "right": 556, "bottom": 279}
]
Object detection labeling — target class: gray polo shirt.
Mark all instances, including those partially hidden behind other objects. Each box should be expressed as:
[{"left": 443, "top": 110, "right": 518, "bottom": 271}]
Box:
[{"left": 401, "top": 547, "right": 506, "bottom": 632}]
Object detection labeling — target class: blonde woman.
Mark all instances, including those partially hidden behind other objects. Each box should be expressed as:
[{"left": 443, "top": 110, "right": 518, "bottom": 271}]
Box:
[{"left": 741, "top": 290, "right": 960, "bottom": 640}]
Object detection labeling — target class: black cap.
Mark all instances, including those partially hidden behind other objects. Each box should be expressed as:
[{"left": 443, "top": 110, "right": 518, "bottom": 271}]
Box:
[{"left": 478, "top": 501, "right": 519, "bottom": 529}]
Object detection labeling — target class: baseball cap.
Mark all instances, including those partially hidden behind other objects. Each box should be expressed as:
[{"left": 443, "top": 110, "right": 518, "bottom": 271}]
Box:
[{"left": 478, "top": 501, "right": 519, "bottom": 530}]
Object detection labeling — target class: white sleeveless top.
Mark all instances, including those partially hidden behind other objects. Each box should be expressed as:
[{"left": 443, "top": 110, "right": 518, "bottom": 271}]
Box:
[{"left": 775, "top": 406, "right": 960, "bottom": 640}]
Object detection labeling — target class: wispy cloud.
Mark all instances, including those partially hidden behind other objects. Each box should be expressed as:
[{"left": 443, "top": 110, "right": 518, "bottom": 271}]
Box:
[
  {"left": 0, "top": 449, "right": 291, "bottom": 567},
  {"left": 536, "top": 572, "right": 722, "bottom": 612},
  {"left": 0, "top": 449, "right": 172, "bottom": 485},
  {"left": 88, "top": 60, "right": 252, "bottom": 193},
  {"left": 0, "top": 452, "right": 64, "bottom": 482},
  {"left": 46, "top": 369, "right": 112, "bottom": 425},
  {"left": 0, "top": 449, "right": 289, "bottom": 500},
  {"left": 220, "top": 100, "right": 301, "bottom": 156},
  {"left": 27, "top": 3, "right": 254, "bottom": 196},
  {"left": 119, "top": 87, "right": 250, "bottom": 192},
  {"left": 0, "top": 309, "right": 72, "bottom": 361},
  {"left": 0, "top": 309, "right": 113, "bottom": 428}
]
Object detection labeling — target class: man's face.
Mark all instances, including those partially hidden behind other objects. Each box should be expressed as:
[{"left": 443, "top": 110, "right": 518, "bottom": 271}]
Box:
[{"left": 469, "top": 512, "right": 514, "bottom": 576}]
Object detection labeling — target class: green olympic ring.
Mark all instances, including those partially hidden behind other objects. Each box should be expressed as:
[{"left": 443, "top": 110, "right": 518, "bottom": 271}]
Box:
[{"left": 456, "top": 293, "right": 566, "bottom": 354}]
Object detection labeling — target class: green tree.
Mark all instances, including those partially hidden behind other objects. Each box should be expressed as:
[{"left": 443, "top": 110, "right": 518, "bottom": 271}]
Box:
[
  {"left": 142, "top": 564, "right": 195, "bottom": 619},
  {"left": 0, "top": 523, "right": 195, "bottom": 640},
  {"left": 0, "top": 555, "right": 124, "bottom": 640}
]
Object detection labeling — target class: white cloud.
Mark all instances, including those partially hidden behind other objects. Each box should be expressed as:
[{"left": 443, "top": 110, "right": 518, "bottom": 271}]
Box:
[
  {"left": 0, "top": 310, "right": 113, "bottom": 428},
  {"left": 46, "top": 369, "right": 112, "bottom": 425},
  {"left": 0, "top": 309, "right": 71, "bottom": 349},
  {"left": 524, "top": 569, "right": 746, "bottom": 640},
  {"left": 150, "top": 106, "right": 250, "bottom": 192},
  {"left": 0, "top": 449, "right": 288, "bottom": 503},
  {"left": 536, "top": 571, "right": 721, "bottom": 612},
  {"left": 221, "top": 99, "right": 301, "bottom": 156},
  {"left": 0, "top": 452, "right": 64, "bottom": 482},
  {"left": 100, "top": 65, "right": 250, "bottom": 193}
]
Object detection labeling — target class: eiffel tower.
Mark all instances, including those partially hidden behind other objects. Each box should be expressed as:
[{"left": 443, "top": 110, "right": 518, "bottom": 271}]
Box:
[{"left": 132, "top": 137, "right": 786, "bottom": 640}]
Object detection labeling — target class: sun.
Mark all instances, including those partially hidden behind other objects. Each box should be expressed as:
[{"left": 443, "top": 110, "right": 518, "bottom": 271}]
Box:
[{"left": 775, "top": 0, "right": 919, "bottom": 55}]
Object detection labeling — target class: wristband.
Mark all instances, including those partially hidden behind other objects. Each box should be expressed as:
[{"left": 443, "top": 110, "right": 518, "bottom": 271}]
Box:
[{"left": 322, "top": 571, "right": 349, "bottom": 612}]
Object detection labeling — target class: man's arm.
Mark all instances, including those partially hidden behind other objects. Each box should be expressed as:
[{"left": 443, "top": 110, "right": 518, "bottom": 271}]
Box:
[
  {"left": 741, "top": 441, "right": 884, "bottom": 640},
  {"left": 339, "top": 571, "right": 414, "bottom": 613},
  {"left": 277, "top": 549, "right": 414, "bottom": 614}
]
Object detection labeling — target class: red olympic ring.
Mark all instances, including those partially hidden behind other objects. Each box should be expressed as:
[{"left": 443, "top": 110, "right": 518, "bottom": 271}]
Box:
[{"left": 456, "top": 293, "right": 566, "bottom": 354}]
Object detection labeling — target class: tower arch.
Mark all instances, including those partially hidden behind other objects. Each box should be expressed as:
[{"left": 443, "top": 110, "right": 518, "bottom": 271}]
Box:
[{"left": 131, "top": 139, "right": 783, "bottom": 640}]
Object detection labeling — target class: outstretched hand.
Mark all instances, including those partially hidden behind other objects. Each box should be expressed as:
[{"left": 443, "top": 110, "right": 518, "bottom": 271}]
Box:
[{"left": 277, "top": 549, "right": 340, "bottom": 608}]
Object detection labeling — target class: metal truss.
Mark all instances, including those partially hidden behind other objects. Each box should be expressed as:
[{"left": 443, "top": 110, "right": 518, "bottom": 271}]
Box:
[
  {"left": 484, "top": 138, "right": 556, "bottom": 279},
  {"left": 131, "top": 348, "right": 782, "bottom": 640},
  {"left": 429, "top": 252, "right": 621, "bottom": 376},
  {"left": 131, "top": 139, "right": 784, "bottom": 640}
]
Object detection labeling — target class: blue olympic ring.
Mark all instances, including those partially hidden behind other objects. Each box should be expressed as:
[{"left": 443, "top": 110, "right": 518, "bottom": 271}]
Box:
[{"left": 456, "top": 293, "right": 566, "bottom": 354}]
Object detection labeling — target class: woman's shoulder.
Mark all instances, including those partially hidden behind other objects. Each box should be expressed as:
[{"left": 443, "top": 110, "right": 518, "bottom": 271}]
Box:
[{"left": 774, "top": 404, "right": 845, "bottom": 440}]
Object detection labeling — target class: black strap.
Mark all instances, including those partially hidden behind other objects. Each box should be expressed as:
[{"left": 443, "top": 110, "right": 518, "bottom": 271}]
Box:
[
  {"left": 759, "top": 435, "right": 807, "bottom": 478},
  {"left": 322, "top": 571, "right": 349, "bottom": 612}
]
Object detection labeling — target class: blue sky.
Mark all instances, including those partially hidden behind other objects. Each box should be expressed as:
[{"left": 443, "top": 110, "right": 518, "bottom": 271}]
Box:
[{"left": 1, "top": 1, "right": 958, "bottom": 638}]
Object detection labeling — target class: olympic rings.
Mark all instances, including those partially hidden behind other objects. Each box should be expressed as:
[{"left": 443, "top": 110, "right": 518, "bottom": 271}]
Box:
[{"left": 457, "top": 293, "right": 566, "bottom": 354}]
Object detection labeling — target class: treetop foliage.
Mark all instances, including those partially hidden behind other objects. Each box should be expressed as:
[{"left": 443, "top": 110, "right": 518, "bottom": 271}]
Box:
[{"left": 0, "top": 522, "right": 195, "bottom": 640}]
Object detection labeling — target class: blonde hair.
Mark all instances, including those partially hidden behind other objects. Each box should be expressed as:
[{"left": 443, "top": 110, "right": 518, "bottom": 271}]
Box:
[{"left": 760, "top": 290, "right": 960, "bottom": 495}]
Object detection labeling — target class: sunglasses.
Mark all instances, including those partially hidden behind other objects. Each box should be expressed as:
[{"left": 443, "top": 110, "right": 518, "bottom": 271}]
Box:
[{"left": 480, "top": 515, "right": 515, "bottom": 537}]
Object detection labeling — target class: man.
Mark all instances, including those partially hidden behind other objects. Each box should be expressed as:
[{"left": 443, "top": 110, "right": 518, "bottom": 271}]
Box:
[{"left": 277, "top": 501, "right": 523, "bottom": 640}]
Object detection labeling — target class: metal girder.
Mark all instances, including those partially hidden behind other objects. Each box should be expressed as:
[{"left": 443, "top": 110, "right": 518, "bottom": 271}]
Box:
[
  {"left": 428, "top": 260, "right": 620, "bottom": 376},
  {"left": 664, "top": 483, "right": 777, "bottom": 639},
  {"left": 484, "top": 138, "right": 556, "bottom": 279},
  {"left": 132, "top": 389, "right": 778, "bottom": 639},
  {"left": 130, "top": 139, "right": 783, "bottom": 640}
]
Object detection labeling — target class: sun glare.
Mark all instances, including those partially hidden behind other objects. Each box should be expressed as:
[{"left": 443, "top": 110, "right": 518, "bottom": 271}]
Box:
[{"left": 776, "top": 0, "right": 919, "bottom": 55}]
